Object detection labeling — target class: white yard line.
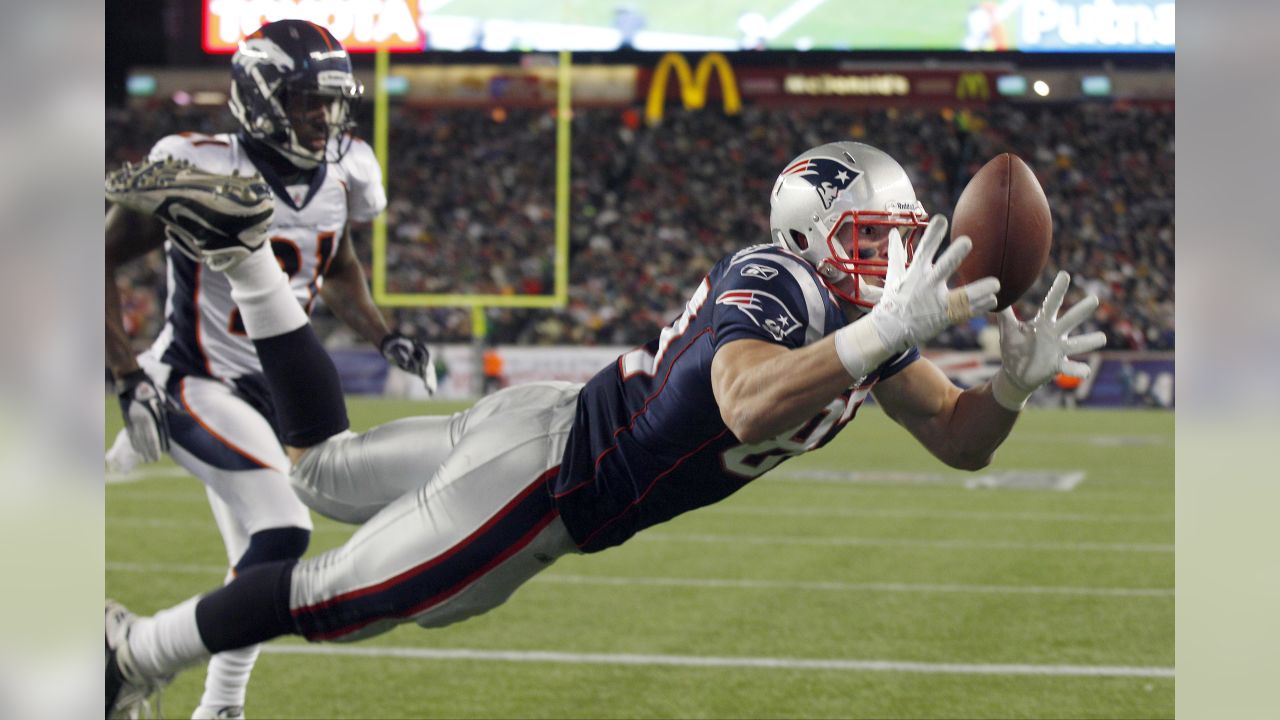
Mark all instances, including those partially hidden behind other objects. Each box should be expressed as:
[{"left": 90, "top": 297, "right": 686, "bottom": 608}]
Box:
[
  {"left": 108, "top": 561, "right": 228, "bottom": 575},
  {"left": 260, "top": 644, "right": 1174, "bottom": 678},
  {"left": 538, "top": 574, "right": 1171, "bottom": 598},
  {"left": 766, "top": 468, "right": 1094, "bottom": 490},
  {"left": 106, "top": 562, "right": 1172, "bottom": 598},
  {"left": 642, "top": 532, "right": 1173, "bottom": 553},
  {"left": 704, "top": 506, "right": 1173, "bottom": 524},
  {"left": 105, "top": 467, "right": 191, "bottom": 484},
  {"left": 108, "top": 518, "right": 1170, "bottom": 552}
]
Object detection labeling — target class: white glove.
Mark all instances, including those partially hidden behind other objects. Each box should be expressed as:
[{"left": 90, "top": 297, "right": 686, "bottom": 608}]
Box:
[
  {"left": 834, "top": 215, "right": 1000, "bottom": 380},
  {"left": 871, "top": 215, "right": 1001, "bottom": 352},
  {"left": 991, "top": 270, "right": 1108, "bottom": 411},
  {"left": 105, "top": 428, "right": 142, "bottom": 475},
  {"left": 116, "top": 370, "right": 171, "bottom": 463},
  {"left": 380, "top": 333, "right": 439, "bottom": 395}
]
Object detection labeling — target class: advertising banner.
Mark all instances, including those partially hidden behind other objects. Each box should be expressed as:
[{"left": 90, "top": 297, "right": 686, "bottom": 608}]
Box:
[{"left": 205, "top": 1, "right": 1173, "bottom": 55}]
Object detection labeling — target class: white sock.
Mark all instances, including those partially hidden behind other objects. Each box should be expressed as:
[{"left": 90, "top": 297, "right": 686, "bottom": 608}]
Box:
[
  {"left": 127, "top": 596, "right": 209, "bottom": 677},
  {"left": 198, "top": 643, "right": 261, "bottom": 710},
  {"left": 223, "top": 246, "right": 307, "bottom": 339}
]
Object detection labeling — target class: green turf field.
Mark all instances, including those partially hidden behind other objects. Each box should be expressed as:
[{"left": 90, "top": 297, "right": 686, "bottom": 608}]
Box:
[{"left": 106, "top": 398, "right": 1173, "bottom": 719}]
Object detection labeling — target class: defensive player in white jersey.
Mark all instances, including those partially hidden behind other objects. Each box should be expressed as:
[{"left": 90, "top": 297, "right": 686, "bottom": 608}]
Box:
[
  {"left": 106, "top": 141, "right": 1106, "bottom": 718},
  {"left": 104, "top": 20, "right": 435, "bottom": 720}
]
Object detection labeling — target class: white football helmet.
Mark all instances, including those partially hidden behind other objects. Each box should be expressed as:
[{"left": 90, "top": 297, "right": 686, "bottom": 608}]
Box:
[{"left": 770, "top": 141, "right": 928, "bottom": 308}]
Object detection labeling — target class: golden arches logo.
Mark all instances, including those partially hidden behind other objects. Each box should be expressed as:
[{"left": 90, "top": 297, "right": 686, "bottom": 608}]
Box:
[
  {"left": 645, "top": 52, "right": 742, "bottom": 125},
  {"left": 955, "top": 71, "right": 991, "bottom": 101}
]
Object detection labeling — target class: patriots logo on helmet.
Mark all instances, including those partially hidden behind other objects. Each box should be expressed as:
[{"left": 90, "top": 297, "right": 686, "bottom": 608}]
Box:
[
  {"left": 780, "top": 157, "right": 863, "bottom": 210},
  {"left": 716, "top": 290, "right": 802, "bottom": 342}
]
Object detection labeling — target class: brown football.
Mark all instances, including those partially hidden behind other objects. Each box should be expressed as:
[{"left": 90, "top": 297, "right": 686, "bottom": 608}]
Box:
[{"left": 950, "top": 153, "right": 1052, "bottom": 311}]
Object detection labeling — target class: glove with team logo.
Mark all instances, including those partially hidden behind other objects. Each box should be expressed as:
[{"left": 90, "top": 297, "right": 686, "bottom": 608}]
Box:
[
  {"left": 380, "top": 333, "right": 439, "bottom": 395},
  {"left": 991, "top": 271, "right": 1108, "bottom": 411},
  {"left": 834, "top": 215, "right": 1000, "bottom": 380},
  {"left": 116, "top": 370, "right": 171, "bottom": 463}
]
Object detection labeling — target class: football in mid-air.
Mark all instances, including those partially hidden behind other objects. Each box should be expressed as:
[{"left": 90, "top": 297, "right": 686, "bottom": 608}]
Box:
[{"left": 950, "top": 153, "right": 1052, "bottom": 311}]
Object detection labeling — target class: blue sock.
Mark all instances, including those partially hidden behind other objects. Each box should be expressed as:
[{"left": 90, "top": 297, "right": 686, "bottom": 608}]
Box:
[
  {"left": 251, "top": 325, "right": 349, "bottom": 447},
  {"left": 195, "top": 560, "right": 298, "bottom": 652}
]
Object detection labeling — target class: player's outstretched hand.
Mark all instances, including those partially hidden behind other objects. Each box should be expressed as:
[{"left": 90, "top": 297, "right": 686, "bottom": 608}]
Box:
[
  {"left": 868, "top": 214, "right": 1001, "bottom": 353},
  {"left": 992, "top": 270, "right": 1107, "bottom": 411},
  {"left": 116, "top": 370, "right": 171, "bottom": 463},
  {"left": 381, "top": 333, "right": 439, "bottom": 395}
]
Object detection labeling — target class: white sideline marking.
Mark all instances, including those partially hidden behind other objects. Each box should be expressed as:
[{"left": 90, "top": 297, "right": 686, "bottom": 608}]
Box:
[
  {"left": 705, "top": 506, "right": 1173, "bottom": 524},
  {"left": 538, "top": 574, "right": 1172, "bottom": 599},
  {"left": 769, "top": 469, "right": 1089, "bottom": 491},
  {"left": 105, "top": 562, "right": 1172, "bottom": 598},
  {"left": 260, "top": 644, "right": 1174, "bottom": 679},
  {"left": 1016, "top": 432, "right": 1170, "bottom": 447},
  {"left": 643, "top": 533, "right": 1173, "bottom": 553}
]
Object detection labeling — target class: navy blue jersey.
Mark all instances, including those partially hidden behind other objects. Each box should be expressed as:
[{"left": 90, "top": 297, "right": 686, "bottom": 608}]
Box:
[{"left": 551, "top": 245, "right": 918, "bottom": 552}]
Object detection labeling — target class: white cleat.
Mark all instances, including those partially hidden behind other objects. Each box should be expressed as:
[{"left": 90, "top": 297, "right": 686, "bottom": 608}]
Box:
[
  {"left": 105, "top": 156, "right": 274, "bottom": 272},
  {"left": 106, "top": 600, "right": 173, "bottom": 719}
]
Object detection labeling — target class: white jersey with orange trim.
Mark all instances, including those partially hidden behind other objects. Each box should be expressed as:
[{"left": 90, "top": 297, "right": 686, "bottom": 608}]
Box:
[{"left": 138, "top": 132, "right": 385, "bottom": 383}]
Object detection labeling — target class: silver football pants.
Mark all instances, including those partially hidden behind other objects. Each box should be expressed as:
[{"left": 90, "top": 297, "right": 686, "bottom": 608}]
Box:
[{"left": 286, "top": 381, "right": 582, "bottom": 641}]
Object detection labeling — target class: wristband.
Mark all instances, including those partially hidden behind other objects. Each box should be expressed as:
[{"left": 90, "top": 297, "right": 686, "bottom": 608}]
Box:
[
  {"left": 991, "top": 368, "right": 1035, "bottom": 412},
  {"left": 833, "top": 317, "right": 894, "bottom": 382}
]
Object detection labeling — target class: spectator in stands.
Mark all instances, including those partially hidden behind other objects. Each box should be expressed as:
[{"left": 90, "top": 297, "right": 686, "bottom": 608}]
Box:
[{"left": 107, "top": 101, "right": 1172, "bottom": 353}]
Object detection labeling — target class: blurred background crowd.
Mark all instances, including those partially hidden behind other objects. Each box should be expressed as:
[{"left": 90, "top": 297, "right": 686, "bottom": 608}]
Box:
[{"left": 107, "top": 100, "right": 1173, "bottom": 352}]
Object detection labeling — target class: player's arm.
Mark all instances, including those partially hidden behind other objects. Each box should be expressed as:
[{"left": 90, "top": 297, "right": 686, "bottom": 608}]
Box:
[
  {"left": 715, "top": 216, "right": 998, "bottom": 444},
  {"left": 320, "top": 224, "right": 438, "bottom": 393},
  {"left": 712, "top": 335, "right": 864, "bottom": 444},
  {"left": 105, "top": 202, "right": 173, "bottom": 461},
  {"left": 105, "top": 204, "right": 167, "bottom": 379},
  {"left": 872, "top": 358, "right": 1014, "bottom": 470},
  {"left": 318, "top": 223, "right": 391, "bottom": 346},
  {"left": 874, "top": 270, "right": 1106, "bottom": 470}
]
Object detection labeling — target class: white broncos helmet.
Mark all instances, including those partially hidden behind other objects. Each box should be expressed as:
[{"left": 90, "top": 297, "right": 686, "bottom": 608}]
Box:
[{"left": 770, "top": 141, "right": 928, "bottom": 308}]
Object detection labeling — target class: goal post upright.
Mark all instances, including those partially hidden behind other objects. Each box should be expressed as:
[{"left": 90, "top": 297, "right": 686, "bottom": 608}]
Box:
[{"left": 370, "top": 48, "right": 572, "bottom": 312}]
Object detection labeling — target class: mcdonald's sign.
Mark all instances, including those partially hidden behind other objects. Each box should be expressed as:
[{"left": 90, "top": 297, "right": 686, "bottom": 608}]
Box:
[
  {"left": 955, "top": 71, "right": 991, "bottom": 101},
  {"left": 645, "top": 53, "right": 741, "bottom": 125}
]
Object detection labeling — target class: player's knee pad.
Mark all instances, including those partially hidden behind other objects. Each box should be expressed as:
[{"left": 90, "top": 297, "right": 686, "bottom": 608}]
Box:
[{"left": 235, "top": 527, "right": 310, "bottom": 571}]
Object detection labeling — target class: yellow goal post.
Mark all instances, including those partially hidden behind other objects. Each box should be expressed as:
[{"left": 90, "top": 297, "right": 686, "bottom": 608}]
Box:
[{"left": 369, "top": 48, "right": 572, "bottom": 311}]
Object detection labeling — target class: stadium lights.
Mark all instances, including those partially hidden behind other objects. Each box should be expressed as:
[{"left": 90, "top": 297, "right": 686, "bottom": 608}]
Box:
[
  {"left": 1033, "top": 80, "right": 1051, "bottom": 97},
  {"left": 126, "top": 75, "right": 156, "bottom": 97},
  {"left": 1081, "top": 75, "right": 1112, "bottom": 96},
  {"left": 193, "top": 91, "right": 227, "bottom": 105},
  {"left": 384, "top": 75, "right": 409, "bottom": 96},
  {"left": 996, "top": 75, "right": 1027, "bottom": 96}
]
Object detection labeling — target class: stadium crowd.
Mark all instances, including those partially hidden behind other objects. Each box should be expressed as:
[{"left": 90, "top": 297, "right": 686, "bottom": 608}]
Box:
[{"left": 107, "top": 100, "right": 1174, "bottom": 352}]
